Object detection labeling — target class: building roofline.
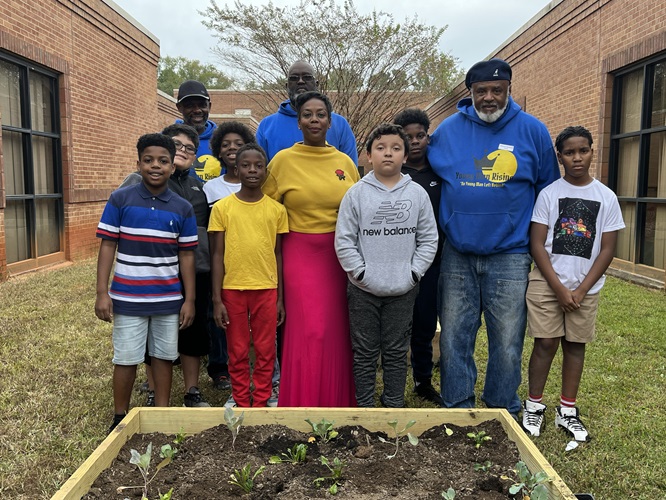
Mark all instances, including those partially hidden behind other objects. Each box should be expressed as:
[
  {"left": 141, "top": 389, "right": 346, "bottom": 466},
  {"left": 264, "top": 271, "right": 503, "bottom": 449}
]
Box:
[{"left": 99, "top": 0, "right": 159, "bottom": 45}]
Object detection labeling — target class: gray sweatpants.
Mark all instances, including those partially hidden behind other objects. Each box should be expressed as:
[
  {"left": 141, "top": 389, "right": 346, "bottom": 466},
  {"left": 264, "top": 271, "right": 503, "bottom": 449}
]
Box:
[{"left": 347, "top": 282, "right": 419, "bottom": 408}]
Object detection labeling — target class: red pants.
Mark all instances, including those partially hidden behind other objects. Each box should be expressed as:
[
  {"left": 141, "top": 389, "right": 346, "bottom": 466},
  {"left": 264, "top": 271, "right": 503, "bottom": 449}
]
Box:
[{"left": 221, "top": 289, "right": 277, "bottom": 407}]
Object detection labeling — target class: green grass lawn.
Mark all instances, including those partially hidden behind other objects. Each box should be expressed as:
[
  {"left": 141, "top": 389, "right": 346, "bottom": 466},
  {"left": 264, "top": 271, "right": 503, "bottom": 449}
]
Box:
[{"left": 0, "top": 259, "right": 664, "bottom": 499}]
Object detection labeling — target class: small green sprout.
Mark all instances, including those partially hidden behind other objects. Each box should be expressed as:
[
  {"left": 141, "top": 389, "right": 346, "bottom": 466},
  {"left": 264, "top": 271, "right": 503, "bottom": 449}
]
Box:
[
  {"left": 228, "top": 463, "right": 266, "bottom": 493},
  {"left": 441, "top": 487, "right": 456, "bottom": 499},
  {"left": 157, "top": 489, "right": 173, "bottom": 500},
  {"left": 269, "top": 443, "right": 308, "bottom": 464},
  {"left": 467, "top": 430, "right": 492, "bottom": 449},
  {"left": 305, "top": 418, "right": 338, "bottom": 443},
  {"left": 508, "top": 461, "right": 551, "bottom": 500},
  {"left": 474, "top": 460, "right": 493, "bottom": 472},
  {"left": 443, "top": 425, "right": 454, "bottom": 436},
  {"left": 173, "top": 427, "right": 186, "bottom": 446},
  {"left": 378, "top": 419, "right": 419, "bottom": 459},
  {"left": 313, "top": 455, "right": 346, "bottom": 495},
  {"left": 224, "top": 406, "right": 245, "bottom": 450}
]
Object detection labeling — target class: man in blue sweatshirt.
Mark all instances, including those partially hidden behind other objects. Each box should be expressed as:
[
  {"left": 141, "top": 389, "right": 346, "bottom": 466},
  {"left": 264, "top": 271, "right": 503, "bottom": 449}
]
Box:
[
  {"left": 256, "top": 60, "right": 358, "bottom": 164},
  {"left": 176, "top": 80, "right": 221, "bottom": 182},
  {"left": 428, "top": 58, "right": 559, "bottom": 418}
]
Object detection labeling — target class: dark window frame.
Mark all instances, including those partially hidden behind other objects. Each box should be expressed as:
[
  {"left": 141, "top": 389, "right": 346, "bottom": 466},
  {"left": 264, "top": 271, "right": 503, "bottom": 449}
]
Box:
[
  {"left": 609, "top": 54, "right": 666, "bottom": 269},
  {"left": 1, "top": 51, "right": 63, "bottom": 268}
]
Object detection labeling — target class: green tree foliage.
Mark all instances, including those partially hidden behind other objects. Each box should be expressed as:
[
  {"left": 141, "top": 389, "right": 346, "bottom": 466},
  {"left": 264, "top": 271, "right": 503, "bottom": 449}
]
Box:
[
  {"left": 202, "top": 0, "right": 463, "bottom": 149},
  {"left": 157, "top": 56, "right": 234, "bottom": 95}
]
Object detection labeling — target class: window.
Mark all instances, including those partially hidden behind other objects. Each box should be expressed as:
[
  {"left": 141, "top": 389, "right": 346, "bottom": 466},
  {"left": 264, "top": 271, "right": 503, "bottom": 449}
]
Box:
[
  {"left": 610, "top": 57, "right": 666, "bottom": 270},
  {"left": 1, "top": 54, "right": 62, "bottom": 270}
]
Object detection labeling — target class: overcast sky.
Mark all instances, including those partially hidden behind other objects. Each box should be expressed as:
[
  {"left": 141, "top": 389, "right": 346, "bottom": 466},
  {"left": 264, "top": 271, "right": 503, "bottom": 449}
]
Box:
[{"left": 109, "top": 0, "right": 553, "bottom": 74}]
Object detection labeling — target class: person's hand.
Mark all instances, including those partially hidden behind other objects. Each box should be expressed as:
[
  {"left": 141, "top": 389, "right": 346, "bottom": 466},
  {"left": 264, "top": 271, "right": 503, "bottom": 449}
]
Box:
[
  {"left": 179, "top": 300, "right": 195, "bottom": 330},
  {"left": 95, "top": 292, "right": 113, "bottom": 322},
  {"left": 555, "top": 285, "right": 580, "bottom": 313},
  {"left": 213, "top": 301, "right": 230, "bottom": 329},
  {"left": 277, "top": 298, "right": 285, "bottom": 327}
]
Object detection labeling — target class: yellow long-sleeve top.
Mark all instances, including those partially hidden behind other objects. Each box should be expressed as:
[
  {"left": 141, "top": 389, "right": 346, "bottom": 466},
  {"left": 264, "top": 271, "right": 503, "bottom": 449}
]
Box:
[{"left": 263, "top": 143, "right": 360, "bottom": 233}]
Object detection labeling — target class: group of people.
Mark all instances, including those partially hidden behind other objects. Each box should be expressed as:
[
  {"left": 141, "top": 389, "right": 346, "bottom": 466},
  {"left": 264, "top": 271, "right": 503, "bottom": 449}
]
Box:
[{"left": 96, "top": 57, "right": 624, "bottom": 445}]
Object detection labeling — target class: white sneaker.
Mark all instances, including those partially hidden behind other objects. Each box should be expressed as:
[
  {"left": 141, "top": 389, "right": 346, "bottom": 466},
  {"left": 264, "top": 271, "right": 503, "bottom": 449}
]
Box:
[
  {"left": 555, "top": 406, "right": 589, "bottom": 442},
  {"left": 224, "top": 394, "right": 237, "bottom": 409},
  {"left": 267, "top": 384, "right": 279, "bottom": 407},
  {"left": 522, "top": 400, "right": 547, "bottom": 437}
]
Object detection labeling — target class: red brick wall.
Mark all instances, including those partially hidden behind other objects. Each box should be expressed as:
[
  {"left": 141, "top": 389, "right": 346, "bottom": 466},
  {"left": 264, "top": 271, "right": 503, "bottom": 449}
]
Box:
[
  {"left": 0, "top": 0, "right": 160, "bottom": 277},
  {"left": 157, "top": 90, "right": 181, "bottom": 130}
]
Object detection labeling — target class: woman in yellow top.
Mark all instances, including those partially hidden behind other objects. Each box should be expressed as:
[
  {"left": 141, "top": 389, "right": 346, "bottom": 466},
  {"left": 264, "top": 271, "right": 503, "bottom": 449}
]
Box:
[{"left": 263, "top": 91, "right": 360, "bottom": 407}]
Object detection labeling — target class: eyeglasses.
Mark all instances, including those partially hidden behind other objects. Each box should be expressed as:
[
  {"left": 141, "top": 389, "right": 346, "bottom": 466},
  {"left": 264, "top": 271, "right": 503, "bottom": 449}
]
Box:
[
  {"left": 173, "top": 140, "right": 197, "bottom": 155},
  {"left": 287, "top": 74, "right": 315, "bottom": 82}
]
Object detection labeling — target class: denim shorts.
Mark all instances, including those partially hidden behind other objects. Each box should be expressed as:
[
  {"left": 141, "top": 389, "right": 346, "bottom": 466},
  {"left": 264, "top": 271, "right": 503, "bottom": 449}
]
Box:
[{"left": 112, "top": 314, "right": 179, "bottom": 365}]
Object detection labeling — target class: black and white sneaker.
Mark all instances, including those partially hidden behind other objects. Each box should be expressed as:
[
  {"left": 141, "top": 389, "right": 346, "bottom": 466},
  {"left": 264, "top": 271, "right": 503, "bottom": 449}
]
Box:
[
  {"left": 145, "top": 390, "right": 155, "bottom": 407},
  {"left": 555, "top": 406, "right": 589, "bottom": 442},
  {"left": 183, "top": 387, "right": 211, "bottom": 408},
  {"left": 522, "top": 400, "right": 547, "bottom": 437}
]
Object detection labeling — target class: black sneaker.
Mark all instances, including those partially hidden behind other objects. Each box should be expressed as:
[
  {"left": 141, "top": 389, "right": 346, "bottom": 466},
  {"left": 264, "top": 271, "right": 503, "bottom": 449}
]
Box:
[
  {"left": 108, "top": 413, "right": 126, "bottom": 433},
  {"left": 184, "top": 387, "right": 211, "bottom": 407},
  {"left": 414, "top": 382, "right": 444, "bottom": 407},
  {"left": 212, "top": 374, "right": 231, "bottom": 391},
  {"left": 145, "top": 390, "right": 155, "bottom": 407}
]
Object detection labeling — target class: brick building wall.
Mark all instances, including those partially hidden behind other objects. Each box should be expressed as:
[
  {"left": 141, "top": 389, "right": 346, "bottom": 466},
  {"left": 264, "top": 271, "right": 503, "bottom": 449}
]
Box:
[
  {"left": 0, "top": 0, "right": 160, "bottom": 277},
  {"left": 426, "top": 0, "right": 666, "bottom": 286}
]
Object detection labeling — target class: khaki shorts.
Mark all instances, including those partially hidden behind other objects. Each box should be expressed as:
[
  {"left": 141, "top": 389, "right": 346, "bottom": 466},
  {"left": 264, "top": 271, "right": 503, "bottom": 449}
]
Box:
[{"left": 526, "top": 267, "right": 599, "bottom": 343}]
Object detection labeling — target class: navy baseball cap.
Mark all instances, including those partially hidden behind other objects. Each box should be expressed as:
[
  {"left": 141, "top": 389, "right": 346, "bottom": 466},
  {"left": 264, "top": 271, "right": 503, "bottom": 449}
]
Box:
[
  {"left": 177, "top": 80, "right": 210, "bottom": 103},
  {"left": 465, "top": 59, "right": 512, "bottom": 89}
]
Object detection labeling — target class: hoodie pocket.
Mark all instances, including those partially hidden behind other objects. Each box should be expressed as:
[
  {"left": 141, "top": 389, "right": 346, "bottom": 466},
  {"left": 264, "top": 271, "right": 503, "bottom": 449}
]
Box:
[{"left": 362, "top": 261, "right": 414, "bottom": 297}]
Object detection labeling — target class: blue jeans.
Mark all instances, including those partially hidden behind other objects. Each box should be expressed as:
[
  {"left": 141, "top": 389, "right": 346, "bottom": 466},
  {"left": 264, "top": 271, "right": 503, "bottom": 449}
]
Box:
[{"left": 438, "top": 243, "right": 531, "bottom": 415}]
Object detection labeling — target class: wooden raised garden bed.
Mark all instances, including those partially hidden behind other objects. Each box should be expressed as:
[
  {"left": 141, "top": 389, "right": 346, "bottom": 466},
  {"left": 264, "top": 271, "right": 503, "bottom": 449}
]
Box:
[{"left": 52, "top": 407, "right": 576, "bottom": 499}]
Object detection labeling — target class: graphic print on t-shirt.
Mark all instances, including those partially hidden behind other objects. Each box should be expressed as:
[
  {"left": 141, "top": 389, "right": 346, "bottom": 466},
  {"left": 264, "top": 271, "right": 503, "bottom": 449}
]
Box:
[{"left": 552, "top": 197, "right": 601, "bottom": 259}]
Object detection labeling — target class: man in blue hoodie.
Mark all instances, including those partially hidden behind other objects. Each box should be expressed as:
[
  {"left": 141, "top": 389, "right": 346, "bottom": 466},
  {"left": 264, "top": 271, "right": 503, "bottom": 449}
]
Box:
[
  {"left": 428, "top": 58, "right": 559, "bottom": 418},
  {"left": 176, "top": 80, "right": 221, "bottom": 182},
  {"left": 256, "top": 60, "right": 358, "bottom": 164}
]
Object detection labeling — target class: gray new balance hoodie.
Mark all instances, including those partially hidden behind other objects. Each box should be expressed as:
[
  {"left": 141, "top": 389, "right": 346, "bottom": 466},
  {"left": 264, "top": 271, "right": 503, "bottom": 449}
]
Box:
[{"left": 335, "top": 172, "right": 438, "bottom": 297}]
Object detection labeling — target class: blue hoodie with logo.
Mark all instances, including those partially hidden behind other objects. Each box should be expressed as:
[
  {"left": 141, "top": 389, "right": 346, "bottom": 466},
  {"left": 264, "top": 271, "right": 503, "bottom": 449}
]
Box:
[
  {"left": 256, "top": 99, "right": 358, "bottom": 164},
  {"left": 428, "top": 96, "right": 559, "bottom": 255}
]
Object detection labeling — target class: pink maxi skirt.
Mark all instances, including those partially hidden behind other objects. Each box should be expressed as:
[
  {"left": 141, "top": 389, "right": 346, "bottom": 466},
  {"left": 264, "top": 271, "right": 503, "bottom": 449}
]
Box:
[{"left": 278, "top": 231, "right": 357, "bottom": 407}]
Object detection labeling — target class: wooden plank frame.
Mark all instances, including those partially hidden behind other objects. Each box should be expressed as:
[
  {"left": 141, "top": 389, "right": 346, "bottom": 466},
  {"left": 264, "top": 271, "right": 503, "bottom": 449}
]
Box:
[{"left": 53, "top": 407, "right": 576, "bottom": 500}]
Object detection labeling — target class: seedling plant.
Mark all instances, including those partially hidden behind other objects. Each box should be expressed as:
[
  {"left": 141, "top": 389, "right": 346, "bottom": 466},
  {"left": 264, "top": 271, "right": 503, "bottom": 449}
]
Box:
[
  {"left": 116, "top": 442, "right": 177, "bottom": 499},
  {"left": 228, "top": 463, "right": 266, "bottom": 493},
  {"left": 269, "top": 443, "right": 308, "bottom": 464},
  {"left": 378, "top": 419, "right": 419, "bottom": 459},
  {"left": 305, "top": 417, "right": 338, "bottom": 443},
  {"left": 467, "top": 430, "right": 492, "bottom": 449},
  {"left": 441, "top": 487, "right": 456, "bottom": 499},
  {"left": 313, "top": 455, "right": 346, "bottom": 495},
  {"left": 474, "top": 460, "right": 493, "bottom": 472},
  {"left": 224, "top": 406, "right": 245, "bottom": 450},
  {"left": 507, "top": 461, "right": 551, "bottom": 500}
]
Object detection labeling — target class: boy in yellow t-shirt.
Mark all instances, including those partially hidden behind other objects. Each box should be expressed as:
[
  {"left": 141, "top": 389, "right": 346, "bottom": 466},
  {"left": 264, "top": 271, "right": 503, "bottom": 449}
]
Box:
[{"left": 209, "top": 143, "right": 289, "bottom": 407}]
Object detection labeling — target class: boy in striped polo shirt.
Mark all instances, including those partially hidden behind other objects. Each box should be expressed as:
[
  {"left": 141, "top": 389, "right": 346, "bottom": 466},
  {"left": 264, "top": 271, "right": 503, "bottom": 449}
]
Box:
[{"left": 95, "top": 133, "right": 197, "bottom": 432}]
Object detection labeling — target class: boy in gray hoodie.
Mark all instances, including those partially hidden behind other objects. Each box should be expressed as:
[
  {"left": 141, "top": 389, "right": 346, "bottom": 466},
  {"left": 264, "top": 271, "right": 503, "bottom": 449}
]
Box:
[{"left": 335, "top": 123, "right": 438, "bottom": 407}]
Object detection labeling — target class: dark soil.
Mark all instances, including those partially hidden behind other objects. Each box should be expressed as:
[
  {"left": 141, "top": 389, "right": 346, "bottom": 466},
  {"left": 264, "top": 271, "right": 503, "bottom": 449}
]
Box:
[{"left": 84, "top": 420, "right": 524, "bottom": 499}]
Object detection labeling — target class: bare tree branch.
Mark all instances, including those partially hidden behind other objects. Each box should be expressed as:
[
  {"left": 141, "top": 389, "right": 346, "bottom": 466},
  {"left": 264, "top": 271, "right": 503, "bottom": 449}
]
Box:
[{"left": 201, "top": 0, "right": 463, "bottom": 152}]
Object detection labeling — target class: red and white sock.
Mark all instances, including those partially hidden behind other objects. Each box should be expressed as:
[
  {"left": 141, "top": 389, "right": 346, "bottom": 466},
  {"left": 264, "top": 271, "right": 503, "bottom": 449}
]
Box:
[
  {"left": 528, "top": 393, "right": 543, "bottom": 404},
  {"left": 560, "top": 395, "right": 576, "bottom": 408}
]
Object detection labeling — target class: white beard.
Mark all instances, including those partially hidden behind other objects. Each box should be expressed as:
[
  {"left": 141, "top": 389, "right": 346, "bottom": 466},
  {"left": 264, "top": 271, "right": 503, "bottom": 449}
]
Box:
[{"left": 475, "top": 102, "right": 508, "bottom": 123}]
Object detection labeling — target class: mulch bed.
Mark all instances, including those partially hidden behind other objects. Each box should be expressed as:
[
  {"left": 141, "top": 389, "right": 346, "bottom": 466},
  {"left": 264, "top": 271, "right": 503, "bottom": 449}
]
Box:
[{"left": 84, "top": 419, "right": 524, "bottom": 499}]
